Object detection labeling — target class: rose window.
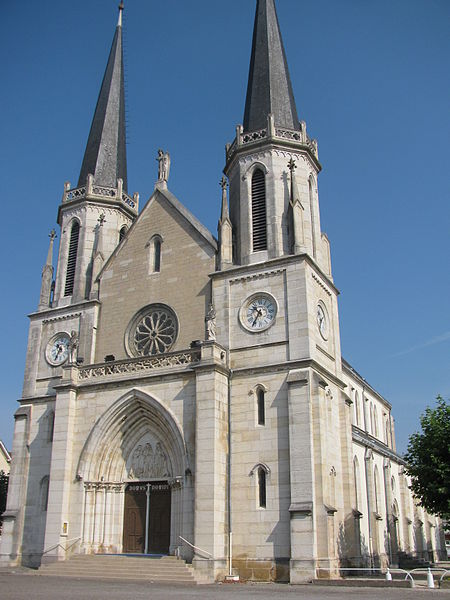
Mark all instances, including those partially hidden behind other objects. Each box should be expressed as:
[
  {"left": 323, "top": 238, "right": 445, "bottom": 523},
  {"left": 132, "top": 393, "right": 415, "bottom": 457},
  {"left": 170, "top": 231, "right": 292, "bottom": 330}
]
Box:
[{"left": 127, "top": 304, "right": 178, "bottom": 356}]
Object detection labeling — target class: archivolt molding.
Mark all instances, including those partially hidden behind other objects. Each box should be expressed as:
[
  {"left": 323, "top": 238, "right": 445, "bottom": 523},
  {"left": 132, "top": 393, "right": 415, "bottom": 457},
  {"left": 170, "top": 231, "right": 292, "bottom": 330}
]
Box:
[
  {"left": 76, "top": 388, "right": 188, "bottom": 483},
  {"left": 248, "top": 383, "right": 269, "bottom": 396},
  {"left": 61, "top": 207, "right": 86, "bottom": 231},
  {"left": 249, "top": 462, "right": 271, "bottom": 477},
  {"left": 242, "top": 160, "right": 270, "bottom": 180}
]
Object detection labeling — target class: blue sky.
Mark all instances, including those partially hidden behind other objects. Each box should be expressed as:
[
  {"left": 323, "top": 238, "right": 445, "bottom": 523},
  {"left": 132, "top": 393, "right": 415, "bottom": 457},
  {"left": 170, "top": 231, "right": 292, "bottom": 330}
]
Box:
[{"left": 1, "top": 0, "right": 449, "bottom": 452}]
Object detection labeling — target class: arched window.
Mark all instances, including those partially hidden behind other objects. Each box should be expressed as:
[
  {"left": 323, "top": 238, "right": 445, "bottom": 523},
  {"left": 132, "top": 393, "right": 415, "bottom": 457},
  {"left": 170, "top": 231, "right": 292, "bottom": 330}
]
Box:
[
  {"left": 258, "top": 467, "right": 267, "bottom": 508},
  {"left": 64, "top": 220, "right": 80, "bottom": 296},
  {"left": 257, "top": 388, "right": 265, "bottom": 426},
  {"left": 354, "top": 391, "right": 360, "bottom": 426},
  {"left": 119, "top": 225, "right": 128, "bottom": 243},
  {"left": 251, "top": 169, "right": 267, "bottom": 251},
  {"left": 40, "top": 476, "right": 49, "bottom": 512},
  {"left": 148, "top": 235, "right": 163, "bottom": 274},
  {"left": 373, "top": 405, "right": 379, "bottom": 437},
  {"left": 153, "top": 239, "right": 161, "bottom": 272},
  {"left": 374, "top": 466, "right": 380, "bottom": 514},
  {"left": 47, "top": 410, "right": 55, "bottom": 443},
  {"left": 353, "top": 456, "right": 361, "bottom": 510}
]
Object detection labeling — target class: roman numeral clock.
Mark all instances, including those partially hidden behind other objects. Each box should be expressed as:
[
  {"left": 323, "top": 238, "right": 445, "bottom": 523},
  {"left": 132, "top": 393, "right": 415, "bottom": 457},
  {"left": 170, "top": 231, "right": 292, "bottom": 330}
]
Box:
[{"left": 239, "top": 292, "right": 277, "bottom": 332}]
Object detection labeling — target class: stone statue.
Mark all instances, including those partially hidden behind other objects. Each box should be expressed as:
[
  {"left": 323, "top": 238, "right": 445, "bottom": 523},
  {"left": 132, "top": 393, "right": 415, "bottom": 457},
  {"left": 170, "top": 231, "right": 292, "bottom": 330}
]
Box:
[
  {"left": 142, "top": 443, "right": 154, "bottom": 477},
  {"left": 129, "top": 445, "right": 142, "bottom": 478},
  {"left": 154, "top": 442, "right": 170, "bottom": 477},
  {"left": 205, "top": 303, "right": 217, "bottom": 341},
  {"left": 156, "top": 149, "right": 171, "bottom": 182},
  {"left": 69, "top": 330, "right": 79, "bottom": 364}
]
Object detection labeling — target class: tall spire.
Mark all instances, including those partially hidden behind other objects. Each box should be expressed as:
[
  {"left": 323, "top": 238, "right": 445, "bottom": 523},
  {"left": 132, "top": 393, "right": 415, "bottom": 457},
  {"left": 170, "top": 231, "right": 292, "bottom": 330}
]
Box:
[
  {"left": 243, "top": 0, "right": 299, "bottom": 133},
  {"left": 78, "top": 2, "right": 128, "bottom": 190}
]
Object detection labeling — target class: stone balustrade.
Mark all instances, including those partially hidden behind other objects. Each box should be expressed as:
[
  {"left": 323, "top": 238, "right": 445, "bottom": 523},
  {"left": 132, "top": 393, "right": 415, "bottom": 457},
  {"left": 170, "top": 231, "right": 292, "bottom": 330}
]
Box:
[{"left": 77, "top": 348, "right": 201, "bottom": 381}]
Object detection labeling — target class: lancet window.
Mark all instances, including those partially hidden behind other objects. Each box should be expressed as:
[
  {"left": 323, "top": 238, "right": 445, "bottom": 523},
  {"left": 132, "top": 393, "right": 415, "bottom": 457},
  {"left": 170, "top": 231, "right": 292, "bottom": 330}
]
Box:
[
  {"left": 257, "top": 388, "right": 265, "bottom": 426},
  {"left": 64, "top": 220, "right": 80, "bottom": 296},
  {"left": 251, "top": 169, "right": 267, "bottom": 251}
]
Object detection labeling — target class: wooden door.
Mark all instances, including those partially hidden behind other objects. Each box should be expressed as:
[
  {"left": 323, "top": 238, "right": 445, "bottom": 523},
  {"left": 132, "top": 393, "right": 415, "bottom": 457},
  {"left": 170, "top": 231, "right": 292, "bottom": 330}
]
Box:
[
  {"left": 148, "top": 484, "right": 171, "bottom": 554},
  {"left": 123, "top": 485, "right": 146, "bottom": 553}
]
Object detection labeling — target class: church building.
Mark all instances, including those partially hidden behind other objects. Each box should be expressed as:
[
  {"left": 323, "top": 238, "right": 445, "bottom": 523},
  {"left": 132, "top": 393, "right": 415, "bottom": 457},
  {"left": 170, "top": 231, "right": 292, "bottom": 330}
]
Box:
[{"left": 0, "top": 0, "right": 444, "bottom": 582}]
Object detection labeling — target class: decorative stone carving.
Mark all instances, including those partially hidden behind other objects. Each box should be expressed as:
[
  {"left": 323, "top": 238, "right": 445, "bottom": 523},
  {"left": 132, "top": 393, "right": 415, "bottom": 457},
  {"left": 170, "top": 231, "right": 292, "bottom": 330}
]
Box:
[
  {"left": 129, "top": 441, "right": 171, "bottom": 479},
  {"left": 78, "top": 349, "right": 200, "bottom": 380},
  {"left": 69, "top": 330, "right": 79, "bottom": 364},
  {"left": 156, "top": 149, "right": 171, "bottom": 182},
  {"left": 205, "top": 303, "right": 216, "bottom": 341}
]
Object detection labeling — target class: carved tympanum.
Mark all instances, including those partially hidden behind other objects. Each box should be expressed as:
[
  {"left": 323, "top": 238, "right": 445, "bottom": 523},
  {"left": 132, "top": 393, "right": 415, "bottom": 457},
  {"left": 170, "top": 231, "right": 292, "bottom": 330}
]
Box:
[{"left": 129, "top": 441, "right": 171, "bottom": 479}]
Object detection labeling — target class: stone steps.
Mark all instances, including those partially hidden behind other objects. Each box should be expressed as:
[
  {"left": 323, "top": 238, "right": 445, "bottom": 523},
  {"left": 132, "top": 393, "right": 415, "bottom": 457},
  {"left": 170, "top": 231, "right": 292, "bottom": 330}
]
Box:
[{"left": 38, "top": 554, "right": 198, "bottom": 584}]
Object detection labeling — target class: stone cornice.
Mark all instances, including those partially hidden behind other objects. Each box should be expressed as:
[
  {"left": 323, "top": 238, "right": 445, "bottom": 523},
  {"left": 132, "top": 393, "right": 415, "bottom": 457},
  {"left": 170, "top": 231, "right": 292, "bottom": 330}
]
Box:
[
  {"left": 352, "top": 425, "right": 405, "bottom": 465},
  {"left": 225, "top": 136, "right": 321, "bottom": 174},
  {"left": 211, "top": 253, "right": 339, "bottom": 296},
  {"left": 231, "top": 358, "right": 346, "bottom": 390},
  {"left": 18, "top": 394, "right": 56, "bottom": 405},
  {"left": 29, "top": 299, "right": 100, "bottom": 321},
  {"left": 343, "top": 358, "right": 392, "bottom": 409},
  {"left": 57, "top": 195, "right": 136, "bottom": 226}
]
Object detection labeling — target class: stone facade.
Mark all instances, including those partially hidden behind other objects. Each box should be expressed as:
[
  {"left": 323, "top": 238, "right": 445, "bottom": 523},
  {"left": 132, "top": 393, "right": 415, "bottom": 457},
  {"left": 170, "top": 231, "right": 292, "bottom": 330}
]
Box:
[{"left": 0, "top": 0, "right": 445, "bottom": 583}]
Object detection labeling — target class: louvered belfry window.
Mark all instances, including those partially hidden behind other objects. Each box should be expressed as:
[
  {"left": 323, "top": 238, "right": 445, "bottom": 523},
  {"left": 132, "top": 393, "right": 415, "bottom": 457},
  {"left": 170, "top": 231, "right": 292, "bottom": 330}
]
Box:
[
  {"left": 64, "top": 221, "right": 80, "bottom": 296},
  {"left": 251, "top": 169, "right": 267, "bottom": 251}
]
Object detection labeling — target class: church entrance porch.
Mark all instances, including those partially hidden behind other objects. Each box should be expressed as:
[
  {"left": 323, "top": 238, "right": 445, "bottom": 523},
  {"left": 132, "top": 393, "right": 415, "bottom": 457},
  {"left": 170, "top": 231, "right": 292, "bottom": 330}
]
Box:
[{"left": 123, "top": 482, "right": 171, "bottom": 554}]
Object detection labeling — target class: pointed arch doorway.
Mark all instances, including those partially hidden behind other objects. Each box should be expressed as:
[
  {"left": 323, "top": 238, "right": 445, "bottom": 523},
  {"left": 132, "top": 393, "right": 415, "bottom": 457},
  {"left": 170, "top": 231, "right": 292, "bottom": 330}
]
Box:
[
  {"left": 123, "top": 481, "right": 171, "bottom": 554},
  {"left": 77, "top": 389, "right": 192, "bottom": 557}
]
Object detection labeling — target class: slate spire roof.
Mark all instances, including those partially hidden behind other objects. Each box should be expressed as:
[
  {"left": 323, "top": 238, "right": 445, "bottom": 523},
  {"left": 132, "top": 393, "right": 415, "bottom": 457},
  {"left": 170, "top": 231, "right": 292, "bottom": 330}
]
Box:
[
  {"left": 78, "top": 4, "right": 128, "bottom": 191},
  {"left": 243, "top": 0, "right": 300, "bottom": 133}
]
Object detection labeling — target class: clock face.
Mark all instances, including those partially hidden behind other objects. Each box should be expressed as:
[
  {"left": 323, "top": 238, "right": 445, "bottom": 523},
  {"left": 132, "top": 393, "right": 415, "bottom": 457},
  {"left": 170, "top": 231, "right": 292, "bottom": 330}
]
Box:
[
  {"left": 317, "top": 303, "right": 329, "bottom": 340},
  {"left": 46, "top": 333, "right": 70, "bottom": 366},
  {"left": 240, "top": 293, "right": 277, "bottom": 332}
]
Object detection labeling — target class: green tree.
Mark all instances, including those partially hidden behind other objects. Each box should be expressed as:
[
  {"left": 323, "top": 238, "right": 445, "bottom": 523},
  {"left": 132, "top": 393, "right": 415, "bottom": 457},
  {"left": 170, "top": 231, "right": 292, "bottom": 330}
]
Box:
[
  {"left": 0, "top": 470, "right": 9, "bottom": 533},
  {"left": 404, "top": 396, "right": 450, "bottom": 522}
]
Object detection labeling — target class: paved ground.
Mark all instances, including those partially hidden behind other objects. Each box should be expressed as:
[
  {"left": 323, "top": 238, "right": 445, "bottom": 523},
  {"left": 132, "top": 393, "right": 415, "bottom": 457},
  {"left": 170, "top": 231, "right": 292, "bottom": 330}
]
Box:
[{"left": 0, "top": 572, "right": 449, "bottom": 600}]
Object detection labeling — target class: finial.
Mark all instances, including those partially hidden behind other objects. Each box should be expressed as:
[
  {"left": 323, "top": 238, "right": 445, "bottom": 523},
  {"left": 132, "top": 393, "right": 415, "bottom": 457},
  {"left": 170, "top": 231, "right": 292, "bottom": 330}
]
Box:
[
  {"left": 287, "top": 158, "right": 297, "bottom": 173},
  {"left": 220, "top": 176, "right": 228, "bottom": 190},
  {"left": 118, "top": 2, "right": 124, "bottom": 27},
  {"left": 98, "top": 214, "right": 106, "bottom": 226},
  {"left": 49, "top": 229, "right": 57, "bottom": 242}
]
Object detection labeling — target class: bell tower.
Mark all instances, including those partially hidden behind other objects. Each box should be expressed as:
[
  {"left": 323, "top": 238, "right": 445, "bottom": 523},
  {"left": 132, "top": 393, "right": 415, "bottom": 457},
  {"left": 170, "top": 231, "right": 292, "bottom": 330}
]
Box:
[
  {"left": 223, "top": 0, "right": 331, "bottom": 277},
  {"left": 51, "top": 3, "right": 138, "bottom": 308}
]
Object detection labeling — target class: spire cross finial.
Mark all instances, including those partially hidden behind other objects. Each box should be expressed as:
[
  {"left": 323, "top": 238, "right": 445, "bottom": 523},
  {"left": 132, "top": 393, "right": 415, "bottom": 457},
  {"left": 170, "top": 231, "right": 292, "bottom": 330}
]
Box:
[
  {"left": 49, "top": 229, "right": 57, "bottom": 242},
  {"left": 98, "top": 214, "right": 106, "bottom": 226},
  {"left": 287, "top": 158, "right": 297, "bottom": 173},
  {"left": 220, "top": 176, "right": 228, "bottom": 190},
  {"left": 118, "top": 2, "right": 124, "bottom": 27}
]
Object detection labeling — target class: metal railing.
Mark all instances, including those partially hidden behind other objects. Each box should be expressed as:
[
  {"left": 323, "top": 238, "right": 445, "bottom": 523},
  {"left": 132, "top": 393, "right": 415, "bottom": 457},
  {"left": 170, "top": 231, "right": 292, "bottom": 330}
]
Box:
[
  {"left": 317, "top": 565, "right": 449, "bottom": 589},
  {"left": 41, "top": 537, "right": 81, "bottom": 557},
  {"left": 178, "top": 536, "right": 212, "bottom": 559}
]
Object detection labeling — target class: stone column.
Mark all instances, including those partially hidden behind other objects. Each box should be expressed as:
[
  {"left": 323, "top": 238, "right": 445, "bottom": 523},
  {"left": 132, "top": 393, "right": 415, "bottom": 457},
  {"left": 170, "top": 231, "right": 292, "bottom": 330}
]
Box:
[
  {"left": 0, "top": 406, "right": 31, "bottom": 565},
  {"left": 287, "top": 369, "right": 316, "bottom": 582},
  {"left": 192, "top": 342, "right": 229, "bottom": 581},
  {"left": 42, "top": 367, "right": 78, "bottom": 562}
]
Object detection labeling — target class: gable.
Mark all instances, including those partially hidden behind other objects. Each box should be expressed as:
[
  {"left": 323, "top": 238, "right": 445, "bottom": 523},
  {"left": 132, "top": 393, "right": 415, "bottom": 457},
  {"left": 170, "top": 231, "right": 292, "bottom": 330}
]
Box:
[{"left": 94, "top": 188, "right": 216, "bottom": 362}]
